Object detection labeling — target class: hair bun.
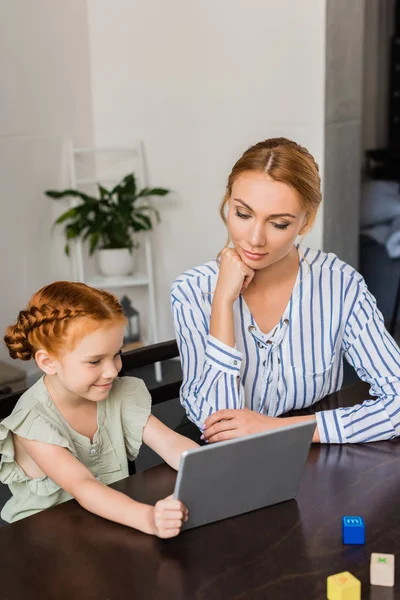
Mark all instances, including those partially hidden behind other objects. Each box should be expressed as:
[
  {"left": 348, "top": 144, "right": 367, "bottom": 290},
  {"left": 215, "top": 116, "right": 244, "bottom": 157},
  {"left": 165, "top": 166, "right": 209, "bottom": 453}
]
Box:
[{"left": 4, "top": 323, "right": 34, "bottom": 361}]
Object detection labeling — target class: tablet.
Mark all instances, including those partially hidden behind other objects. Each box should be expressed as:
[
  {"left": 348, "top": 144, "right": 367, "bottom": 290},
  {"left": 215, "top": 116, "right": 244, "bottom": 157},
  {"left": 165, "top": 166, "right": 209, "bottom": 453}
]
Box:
[{"left": 174, "top": 420, "right": 315, "bottom": 530}]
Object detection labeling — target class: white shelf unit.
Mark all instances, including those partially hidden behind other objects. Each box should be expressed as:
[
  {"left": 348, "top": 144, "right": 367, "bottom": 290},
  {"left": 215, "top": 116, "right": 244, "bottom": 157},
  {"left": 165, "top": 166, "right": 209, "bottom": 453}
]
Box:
[{"left": 66, "top": 140, "right": 162, "bottom": 382}]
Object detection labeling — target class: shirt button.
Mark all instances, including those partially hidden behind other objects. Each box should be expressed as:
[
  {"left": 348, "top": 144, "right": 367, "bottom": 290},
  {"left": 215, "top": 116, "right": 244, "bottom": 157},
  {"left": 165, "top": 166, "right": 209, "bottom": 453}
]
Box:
[
  {"left": 266, "top": 340, "right": 273, "bottom": 345},
  {"left": 233, "top": 360, "right": 238, "bottom": 365},
  {"left": 263, "top": 360, "right": 266, "bottom": 366},
  {"left": 284, "top": 319, "right": 289, "bottom": 325},
  {"left": 248, "top": 325, "right": 255, "bottom": 332},
  {"left": 257, "top": 341, "right": 263, "bottom": 348},
  {"left": 89, "top": 447, "right": 96, "bottom": 455}
]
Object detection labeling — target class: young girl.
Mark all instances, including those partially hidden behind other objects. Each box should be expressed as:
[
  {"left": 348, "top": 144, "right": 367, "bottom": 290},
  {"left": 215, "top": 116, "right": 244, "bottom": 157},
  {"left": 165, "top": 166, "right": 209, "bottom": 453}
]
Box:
[
  {"left": 1, "top": 281, "right": 197, "bottom": 537},
  {"left": 171, "top": 137, "right": 400, "bottom": 445}
]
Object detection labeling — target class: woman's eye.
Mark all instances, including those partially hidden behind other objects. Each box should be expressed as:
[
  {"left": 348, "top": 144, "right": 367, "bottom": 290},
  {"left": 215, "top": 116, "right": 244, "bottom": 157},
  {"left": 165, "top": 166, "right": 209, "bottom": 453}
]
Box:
[
  {"left": 271, "top": 223, "right": 289, "bottom": 230},
  {"left": 89, "top": 360, "right": 100, "bottom": 365},
  {"left": 235, "top": 210, "right": 251, "bottom": 219},
  {"left": 114, "top": 351, "right": 122, "bottom": 360}
]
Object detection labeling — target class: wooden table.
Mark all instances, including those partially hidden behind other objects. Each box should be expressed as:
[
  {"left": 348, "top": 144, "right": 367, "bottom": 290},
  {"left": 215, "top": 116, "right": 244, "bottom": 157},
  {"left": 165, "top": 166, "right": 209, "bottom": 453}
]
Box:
[{"left": 0, "top": 382, "right": 399, "bottom": 600}]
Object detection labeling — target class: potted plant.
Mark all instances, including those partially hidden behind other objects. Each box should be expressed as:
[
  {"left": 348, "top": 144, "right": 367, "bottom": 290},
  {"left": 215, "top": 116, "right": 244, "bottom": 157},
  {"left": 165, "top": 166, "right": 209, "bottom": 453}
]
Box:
[{"left": 46, "top": 173, "right": 169, "bottom": 277}]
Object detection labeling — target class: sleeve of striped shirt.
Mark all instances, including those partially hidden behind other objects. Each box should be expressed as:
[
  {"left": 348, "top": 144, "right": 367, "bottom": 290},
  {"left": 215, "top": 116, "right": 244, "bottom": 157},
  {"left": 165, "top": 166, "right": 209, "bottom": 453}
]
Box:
[
  {"left": 171, "top": 283, "right": 245, "bottom": 429},
  {"left": 316, "top": 282, "right": 400, "bottom": 443}
]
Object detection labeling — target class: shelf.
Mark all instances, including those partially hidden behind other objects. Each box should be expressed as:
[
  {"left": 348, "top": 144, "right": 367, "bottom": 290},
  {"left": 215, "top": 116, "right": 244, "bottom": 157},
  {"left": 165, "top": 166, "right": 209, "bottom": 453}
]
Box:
[
  {"left": 87, "top": 274, "right": 149, "bottom": 289},
  {"left": 74, "top": 147, "right": 138, "bottom": 154},
  {"left": 75, "top": 177, "right": 120, "bottom": 186}
]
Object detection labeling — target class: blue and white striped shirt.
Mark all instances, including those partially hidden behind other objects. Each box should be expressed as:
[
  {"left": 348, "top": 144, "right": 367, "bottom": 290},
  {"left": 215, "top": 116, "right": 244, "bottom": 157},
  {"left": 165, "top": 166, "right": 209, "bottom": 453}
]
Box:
[{"left": 170, "top": 246, "right": 400, "bottom": 444}]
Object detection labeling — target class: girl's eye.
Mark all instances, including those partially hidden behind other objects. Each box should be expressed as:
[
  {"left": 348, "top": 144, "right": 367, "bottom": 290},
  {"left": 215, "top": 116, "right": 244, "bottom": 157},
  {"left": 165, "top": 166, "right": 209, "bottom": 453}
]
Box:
[
  {"left": 114, "top": 351, "right": 122, "bottom": 360},
  {"left": 235, "top": 210, "right": 251, "bottom": 219},
  {"left": 89, "top": 360, "right": 100, "bottom": 365},
  {"left": 271, "top": 223, "right": 289, "bottom": 230}
]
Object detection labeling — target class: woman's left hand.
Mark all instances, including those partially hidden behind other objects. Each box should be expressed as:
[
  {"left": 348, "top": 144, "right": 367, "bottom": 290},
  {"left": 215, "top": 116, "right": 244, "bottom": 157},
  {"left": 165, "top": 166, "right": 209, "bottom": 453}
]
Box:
[{"left": 202, "top": 408, "right": 285, "bottom": 443}]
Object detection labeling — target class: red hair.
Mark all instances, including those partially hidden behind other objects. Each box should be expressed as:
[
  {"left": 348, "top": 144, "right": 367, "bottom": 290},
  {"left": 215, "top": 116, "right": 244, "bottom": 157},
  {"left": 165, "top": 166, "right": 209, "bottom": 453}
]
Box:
[
  {"left": 220, "top": 137, "right": 322, "bottom": 246},
  {"left": 4, "top": 281, "right": 126, "bottom": 360}
]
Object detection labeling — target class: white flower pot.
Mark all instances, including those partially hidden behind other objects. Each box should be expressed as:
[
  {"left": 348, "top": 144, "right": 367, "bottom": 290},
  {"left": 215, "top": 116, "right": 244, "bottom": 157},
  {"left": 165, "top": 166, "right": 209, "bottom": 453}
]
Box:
[{"left": 97, "top": 248, "right": 134, "bottom": 277}]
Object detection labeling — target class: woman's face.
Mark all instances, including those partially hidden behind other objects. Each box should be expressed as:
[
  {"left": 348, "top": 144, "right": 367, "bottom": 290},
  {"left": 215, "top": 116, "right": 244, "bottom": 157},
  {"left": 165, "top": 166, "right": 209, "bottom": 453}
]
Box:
[{"left": 226, "top": 171, "right": 310, "bottom": 270}]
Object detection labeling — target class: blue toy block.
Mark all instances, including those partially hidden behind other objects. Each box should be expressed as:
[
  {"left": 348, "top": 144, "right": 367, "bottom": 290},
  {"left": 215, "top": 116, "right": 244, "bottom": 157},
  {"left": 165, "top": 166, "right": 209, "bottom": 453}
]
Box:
[{"left": 342, "top": 516, "right": 365, "bottom": 545}]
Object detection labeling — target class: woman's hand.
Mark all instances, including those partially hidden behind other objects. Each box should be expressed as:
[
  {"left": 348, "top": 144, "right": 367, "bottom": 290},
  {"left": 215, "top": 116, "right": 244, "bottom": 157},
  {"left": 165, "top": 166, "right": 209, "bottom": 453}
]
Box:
[
  {"left": 202, "top": 408, "right": 279, "bottom": 442},
  {"left": 216, "top": 248, "right": 255, "bottom": 303},
  {"left": 149, "top": 495, "right": 188, "bottom": 539},
  {"left": 202, "top": 409, "right": 318, "bottom": 443}
]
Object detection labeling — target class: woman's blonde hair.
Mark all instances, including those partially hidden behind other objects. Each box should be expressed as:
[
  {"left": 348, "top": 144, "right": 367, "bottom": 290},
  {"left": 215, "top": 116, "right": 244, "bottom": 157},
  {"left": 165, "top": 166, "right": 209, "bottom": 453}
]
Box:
[
  {"left": 4, "top": 281, "right": 126, "bottom": 361},
  {"left": 220, "top": 137, "right": 322, "bottom": 245}
]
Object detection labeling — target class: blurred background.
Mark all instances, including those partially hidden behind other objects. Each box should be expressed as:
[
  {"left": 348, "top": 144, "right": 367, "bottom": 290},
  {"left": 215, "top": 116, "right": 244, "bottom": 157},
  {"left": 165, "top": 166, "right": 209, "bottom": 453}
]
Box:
[{"left": 0, "top": 0, "right": 397, "bottom": 395}]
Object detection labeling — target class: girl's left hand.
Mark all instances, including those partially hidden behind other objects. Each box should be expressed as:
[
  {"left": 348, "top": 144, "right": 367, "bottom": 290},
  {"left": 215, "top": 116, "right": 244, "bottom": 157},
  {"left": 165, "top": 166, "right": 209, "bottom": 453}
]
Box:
[{"left": 202, "top": 408, "right": 285, "bottom": 443}]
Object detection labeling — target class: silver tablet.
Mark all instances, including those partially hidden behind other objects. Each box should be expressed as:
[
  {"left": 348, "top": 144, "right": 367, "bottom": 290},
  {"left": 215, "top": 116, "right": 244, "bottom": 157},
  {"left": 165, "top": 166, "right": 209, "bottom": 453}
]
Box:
[{"left": 174, "top": 420, "right": 315, "bottom": 530}]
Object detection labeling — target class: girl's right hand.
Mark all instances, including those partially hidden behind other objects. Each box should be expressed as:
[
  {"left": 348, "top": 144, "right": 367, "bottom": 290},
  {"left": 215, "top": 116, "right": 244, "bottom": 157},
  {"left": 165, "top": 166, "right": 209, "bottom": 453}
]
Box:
[
  {"left": 216, "top": 247, "right": 255, "bottom": 303},
  {"left": 150, "top": 495, "right": 188, "bottom": 538}
]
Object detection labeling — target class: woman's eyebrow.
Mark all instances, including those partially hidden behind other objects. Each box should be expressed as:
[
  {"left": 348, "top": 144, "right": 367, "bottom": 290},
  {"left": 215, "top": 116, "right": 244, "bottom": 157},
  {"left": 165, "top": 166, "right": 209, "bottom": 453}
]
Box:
[{"left": 233, "top": 199, "right": 296, "bottom": 219}]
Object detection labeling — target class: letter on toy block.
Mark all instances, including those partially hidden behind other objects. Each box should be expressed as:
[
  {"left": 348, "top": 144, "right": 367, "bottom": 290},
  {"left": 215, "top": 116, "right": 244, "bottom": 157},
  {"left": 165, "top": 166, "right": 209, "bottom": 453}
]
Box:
[{"left": 342, "top": 516, "right": 365, "bottom": 544}]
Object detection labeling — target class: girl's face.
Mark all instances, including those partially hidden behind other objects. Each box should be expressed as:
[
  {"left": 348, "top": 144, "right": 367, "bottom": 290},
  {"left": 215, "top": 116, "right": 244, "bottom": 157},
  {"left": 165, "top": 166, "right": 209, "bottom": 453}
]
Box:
[
  {"left": 52, "top": 324, "right": 124, "bottom": 401},
  {"left": 226, "top": 171, "right": 309, "bottom": 270}
]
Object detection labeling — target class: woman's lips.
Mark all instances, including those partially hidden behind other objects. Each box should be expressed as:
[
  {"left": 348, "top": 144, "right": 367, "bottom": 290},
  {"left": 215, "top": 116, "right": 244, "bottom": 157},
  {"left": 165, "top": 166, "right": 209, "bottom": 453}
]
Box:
[{"left": 243, "top": 250, "right": 268, "bottom": 261}]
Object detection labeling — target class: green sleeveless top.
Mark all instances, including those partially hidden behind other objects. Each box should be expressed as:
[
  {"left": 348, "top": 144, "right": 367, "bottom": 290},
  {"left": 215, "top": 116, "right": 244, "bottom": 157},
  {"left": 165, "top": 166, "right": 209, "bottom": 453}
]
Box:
[{"left": 0, "top": 376, "right": 151, "bottom": 523}]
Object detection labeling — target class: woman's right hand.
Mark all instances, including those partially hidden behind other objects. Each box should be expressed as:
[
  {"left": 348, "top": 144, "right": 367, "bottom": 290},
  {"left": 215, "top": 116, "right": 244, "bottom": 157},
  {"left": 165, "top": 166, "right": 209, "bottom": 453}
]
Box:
[
  {"left": 150, "top": 495, "right": 188, "bottom": 539},
  {"left": 216, "top": 247, "right": 255, "bottom": 303}
]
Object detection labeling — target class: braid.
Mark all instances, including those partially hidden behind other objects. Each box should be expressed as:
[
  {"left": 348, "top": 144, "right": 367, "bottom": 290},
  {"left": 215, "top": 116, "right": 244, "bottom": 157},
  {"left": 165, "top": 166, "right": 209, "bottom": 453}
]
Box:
[
  {"left": 17, "top": 305, "right": 85, "bottom": 331},
  {"left": 3, "top": 281, "right": 126, "bottom": 362},
  {"left": 4, "top": 305, "right": 86, "bottom": 361},
  {"left": 4, "top": 323, "right": 33, "bottom": 361}
]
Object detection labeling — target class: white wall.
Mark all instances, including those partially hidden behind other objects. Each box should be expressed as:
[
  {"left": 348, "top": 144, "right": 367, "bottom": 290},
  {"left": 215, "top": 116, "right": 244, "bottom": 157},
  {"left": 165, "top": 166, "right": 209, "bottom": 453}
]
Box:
[
  {"left": 87, "top": 0, "right": 327, "bottom": 341},
  {"left": 0, "top": 0, "right": 94, "bottom": 374}
]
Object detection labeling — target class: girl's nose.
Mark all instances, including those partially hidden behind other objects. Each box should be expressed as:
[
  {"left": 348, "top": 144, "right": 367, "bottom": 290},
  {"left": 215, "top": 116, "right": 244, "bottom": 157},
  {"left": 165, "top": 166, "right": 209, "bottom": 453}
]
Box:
[{"left": 102, "top": 362, "right": 119, "bottom": 380}]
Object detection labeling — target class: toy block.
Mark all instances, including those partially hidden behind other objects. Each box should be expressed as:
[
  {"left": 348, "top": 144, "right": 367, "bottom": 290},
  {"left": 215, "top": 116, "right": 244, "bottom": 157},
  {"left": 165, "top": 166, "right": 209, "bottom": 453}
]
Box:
[
  {"left": 370, "top": 552, "right": 395, "bottom": 587},
  {"left": 342, "top": 516, "right": 365, "bottom": 544},
  {"left": 327, "top": 571, "right": 361, "bottom": 600}
]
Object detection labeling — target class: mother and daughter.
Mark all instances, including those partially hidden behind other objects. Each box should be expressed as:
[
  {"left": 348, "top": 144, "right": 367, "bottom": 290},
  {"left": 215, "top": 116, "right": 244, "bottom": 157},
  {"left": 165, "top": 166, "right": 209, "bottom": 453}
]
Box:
[{"left": 1, "top": 137, "right": 399, "bottom": 535}]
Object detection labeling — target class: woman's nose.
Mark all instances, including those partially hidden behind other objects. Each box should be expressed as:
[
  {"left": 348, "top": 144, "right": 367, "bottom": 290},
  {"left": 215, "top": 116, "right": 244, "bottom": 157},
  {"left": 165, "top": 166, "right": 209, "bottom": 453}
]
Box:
[{"left": 249, "top": 222, "right": 266, "bottom": 247}]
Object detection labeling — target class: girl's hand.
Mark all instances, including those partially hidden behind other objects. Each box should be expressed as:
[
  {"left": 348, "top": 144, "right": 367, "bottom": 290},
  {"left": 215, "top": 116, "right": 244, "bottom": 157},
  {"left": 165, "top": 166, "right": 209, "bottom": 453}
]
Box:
[
  {"left": 150, "top": 495, "right": 188, "bottom": 539},
  {"left": 216, "top": 248, "right": 255, "bottom": 303}
]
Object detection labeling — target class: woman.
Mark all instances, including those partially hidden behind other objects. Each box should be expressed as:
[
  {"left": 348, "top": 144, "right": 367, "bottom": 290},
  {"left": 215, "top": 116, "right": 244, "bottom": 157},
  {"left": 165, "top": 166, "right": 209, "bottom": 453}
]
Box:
[{"left": 171, "top": 137, "right": 400, "bottom": 444}]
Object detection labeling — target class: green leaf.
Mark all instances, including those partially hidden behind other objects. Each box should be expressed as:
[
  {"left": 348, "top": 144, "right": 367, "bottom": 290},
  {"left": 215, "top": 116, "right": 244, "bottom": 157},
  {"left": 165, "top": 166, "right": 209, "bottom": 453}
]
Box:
[
  {"left": 64, "top": 243, "right": 70, "bottom": 256},
  {"left": 131, "top": 214, "right": 152, "bottom": 232},
  {"left": 88, "top": 232, "right": 100, "bottom": 255},
  {"left": 98, "top": 185, "right": 111, "bottom": 199},
  {"left": 147, "top": 187, "right": 170, "bottom": 196},
  {"left": 111, "top": 173, "right": 136, "bottom": 196},
  {"left": 137, "top": 187, "right": 169, "bottom": 198},
  {"left": 54, "top": 207, "right": 78, "bottom": 225},
  {"left": 134, "top": 205, "right": 160, "bottom": 223},
  {"left": 47, "top": 172, "right": 167, "bottom": 253},
  {"left": 45, "top": 189, "right": 98, "bottom": 203}
]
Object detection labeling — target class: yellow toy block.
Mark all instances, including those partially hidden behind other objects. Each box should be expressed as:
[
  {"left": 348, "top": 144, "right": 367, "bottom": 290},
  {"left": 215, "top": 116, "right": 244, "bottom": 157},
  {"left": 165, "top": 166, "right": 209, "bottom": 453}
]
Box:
[{"left": 327, "top": 571, "right": 361, "bottom": 600}]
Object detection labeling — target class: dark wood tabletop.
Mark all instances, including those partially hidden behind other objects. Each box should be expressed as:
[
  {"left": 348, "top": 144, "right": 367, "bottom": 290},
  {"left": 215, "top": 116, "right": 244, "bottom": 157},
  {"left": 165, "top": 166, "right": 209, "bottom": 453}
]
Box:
[{"left": 0, "top": 381, "right": 399, "bottom": 600}]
